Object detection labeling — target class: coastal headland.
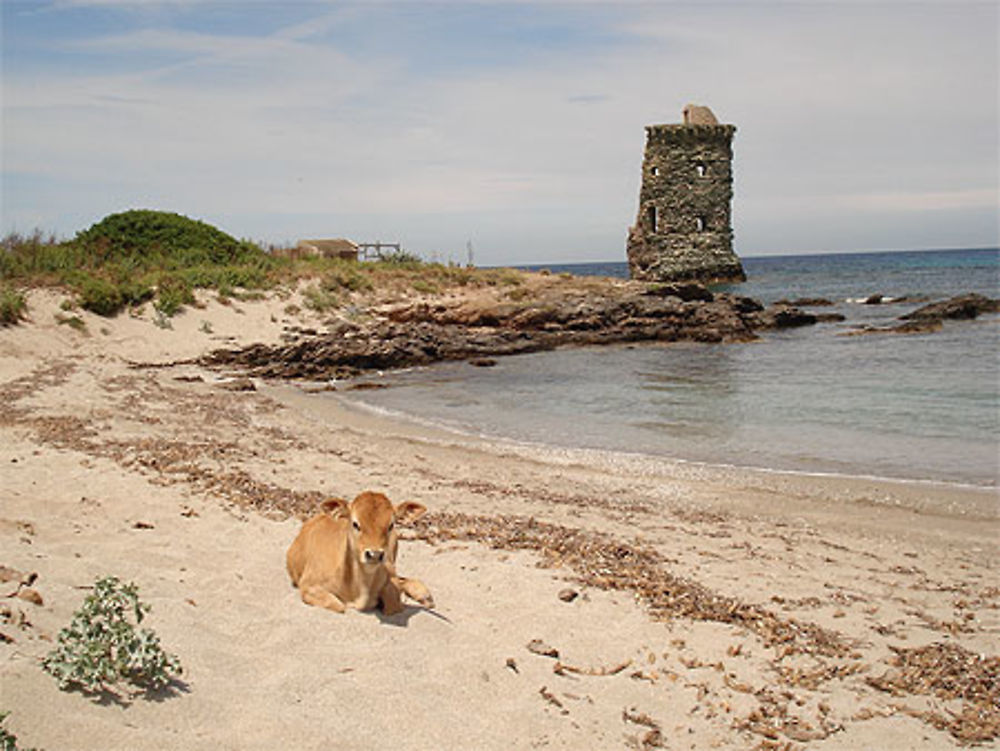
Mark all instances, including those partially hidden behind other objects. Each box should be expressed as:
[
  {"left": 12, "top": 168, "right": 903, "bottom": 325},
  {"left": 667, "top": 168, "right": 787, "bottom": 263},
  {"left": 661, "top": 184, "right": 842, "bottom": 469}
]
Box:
[{"left": 1, "top": 268, "right": 997, "bottom": 750}]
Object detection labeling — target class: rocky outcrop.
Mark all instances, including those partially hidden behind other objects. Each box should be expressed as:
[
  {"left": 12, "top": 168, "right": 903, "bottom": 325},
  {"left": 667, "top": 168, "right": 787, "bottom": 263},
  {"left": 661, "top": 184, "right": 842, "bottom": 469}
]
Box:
[
  {"left": 900, "top": 293, "right": 1000, "bottom": 321},
  {"left": 203, "top": 283, "right": 816, "bottom": 380},
  {"left": 844, "top": 293, "right": 999, "bottom": 336}
]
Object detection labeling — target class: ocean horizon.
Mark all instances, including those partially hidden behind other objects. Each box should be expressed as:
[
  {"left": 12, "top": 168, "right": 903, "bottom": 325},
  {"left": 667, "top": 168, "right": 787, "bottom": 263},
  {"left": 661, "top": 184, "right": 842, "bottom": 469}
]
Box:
[{"left": 339, "top": 247, "right": 1000, "bottom": 488}]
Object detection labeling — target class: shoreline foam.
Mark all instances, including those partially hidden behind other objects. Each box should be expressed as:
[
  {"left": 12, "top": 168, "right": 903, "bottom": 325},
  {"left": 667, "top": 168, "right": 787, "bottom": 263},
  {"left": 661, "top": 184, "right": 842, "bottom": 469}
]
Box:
[
  {"left": 323, "top": 386, "right": 999, "bottom": 515},
  {"left": 268, "top": 382, "right": 1000, "bottom": 525}
]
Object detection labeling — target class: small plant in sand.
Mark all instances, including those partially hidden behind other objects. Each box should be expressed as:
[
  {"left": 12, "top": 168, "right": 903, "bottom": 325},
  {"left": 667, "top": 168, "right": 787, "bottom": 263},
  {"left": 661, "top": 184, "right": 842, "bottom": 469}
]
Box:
[
  {"left": 42, "top": 576, "right": 182, "bottom": 694},
  {"left": 0, "top": 711, "right": 39, "bottom": 751},
  {"left": 54, "top": 313, "right": 87, "bottom": 333},
  {"left": 152, "top": 308, "right": 173, "bottom": 330},
  {"left": 0, "top": 287, "right": 27, "bottom": 325},
  {"left": 302, "top": 282, "right": 339, "bottom": 312}
]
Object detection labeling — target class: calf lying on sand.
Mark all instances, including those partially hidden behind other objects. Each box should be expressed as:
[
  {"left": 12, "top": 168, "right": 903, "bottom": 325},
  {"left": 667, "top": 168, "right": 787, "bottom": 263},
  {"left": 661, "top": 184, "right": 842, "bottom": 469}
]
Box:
[{"left": 287, "top": 491, "right": 433, "bottom": 615}]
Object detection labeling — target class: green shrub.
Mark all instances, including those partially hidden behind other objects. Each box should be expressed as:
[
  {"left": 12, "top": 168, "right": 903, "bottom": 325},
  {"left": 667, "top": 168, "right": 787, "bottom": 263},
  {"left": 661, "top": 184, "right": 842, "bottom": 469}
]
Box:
[
  {"left": 497, "top": 269, "right": 523, "bottom": 287},
  {"left": 0, "top": 287, "right": 27, "bottom": 325},
  {"left": 73, "top": 210, "right": 252, "bottom": 265},
  {"left": 77, "top": 276, "right": 125, "bottom": 316},
  {"left": 377, "top": 249, "right": 423, "bottom": 267},
  {"left": 0, "top": 711, "right": 39, "bottom": 751},
  {"left": 440, "top": 265, "right": 474, "bottom": 286},
  {"left": 42, "top": 576, "right": 181, "bottom": 694},
  {"left": 55, "top": 313, "right": 87, "bottom": 332},
  {"left": 411, "top": 279, "right": 439, "bottom": 295},
  {"left": 321, "top": 263, "right": 372, "bottom": 294},
  {"left": 302, "top": 283, "right": 339, "bottom": 312}
]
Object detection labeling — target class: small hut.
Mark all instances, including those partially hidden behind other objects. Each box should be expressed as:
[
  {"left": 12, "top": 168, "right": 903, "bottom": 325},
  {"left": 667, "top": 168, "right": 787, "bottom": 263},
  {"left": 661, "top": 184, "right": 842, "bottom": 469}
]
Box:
[{"left": 295, "top": 238, "right": 359, "bottom": 261}]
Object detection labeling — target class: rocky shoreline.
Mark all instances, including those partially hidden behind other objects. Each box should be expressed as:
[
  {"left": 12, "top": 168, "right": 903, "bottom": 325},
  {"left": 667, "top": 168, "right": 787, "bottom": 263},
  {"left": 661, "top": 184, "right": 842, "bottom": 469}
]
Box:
[
  {"left": 203, "top": 280, "right": 825, "bottom": 380},
  {"left": 203, "top": 272, "right": 998, "bottom": 381}
]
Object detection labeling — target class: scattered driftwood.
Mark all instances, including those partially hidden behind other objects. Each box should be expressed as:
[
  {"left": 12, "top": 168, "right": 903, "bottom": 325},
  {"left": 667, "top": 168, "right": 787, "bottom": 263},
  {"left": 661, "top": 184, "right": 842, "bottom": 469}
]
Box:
[
  {"left": 527, "top": 639, "right": 560, "bottom": 659},
  {"left": 622, "top": 708, "right": 664, "bottom": 749},
  {"left": 0, "top": 566, "right": 42, "bottom": 605},
  {"left": 539, "top": 686, "right": 568, "bottom": 714},
  {"left": 554, "top": 659, "right": 632, "bottom": 677}
]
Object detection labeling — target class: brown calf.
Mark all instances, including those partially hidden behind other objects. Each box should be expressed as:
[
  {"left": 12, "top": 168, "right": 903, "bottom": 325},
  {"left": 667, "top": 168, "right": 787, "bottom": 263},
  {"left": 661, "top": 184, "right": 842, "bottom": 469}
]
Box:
[{"left": 286, "top": 491, "right": 433, "bottom": 615}]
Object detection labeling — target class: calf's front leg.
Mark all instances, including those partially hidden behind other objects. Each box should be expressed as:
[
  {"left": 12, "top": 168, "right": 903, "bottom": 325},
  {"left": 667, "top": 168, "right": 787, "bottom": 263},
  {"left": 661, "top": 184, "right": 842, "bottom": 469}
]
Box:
[
  {"left": 394, "top": 576, "right": 434, "bottom": 609},
  {"left": 378, "top": 578, "right": 404, "bottom": 616},
  {"left": 300, "top": 583, "right": 347, "bottom": 613}
]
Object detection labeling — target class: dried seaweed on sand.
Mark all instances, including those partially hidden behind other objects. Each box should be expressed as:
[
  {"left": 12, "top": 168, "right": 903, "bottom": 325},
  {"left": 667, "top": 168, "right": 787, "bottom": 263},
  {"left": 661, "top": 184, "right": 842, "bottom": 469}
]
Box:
[
  {"left": 415, "top": 512, "right": 852, "bottom": 659},
  {"left": 868, "top": 642, "right": 1000, "bottom": 744}
]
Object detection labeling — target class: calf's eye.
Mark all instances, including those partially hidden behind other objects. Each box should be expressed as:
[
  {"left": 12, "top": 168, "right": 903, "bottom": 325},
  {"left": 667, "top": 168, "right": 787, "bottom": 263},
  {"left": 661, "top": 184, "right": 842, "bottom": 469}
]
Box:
[{"left": 352, "top": 520, "right": 361, "bottom": 531}]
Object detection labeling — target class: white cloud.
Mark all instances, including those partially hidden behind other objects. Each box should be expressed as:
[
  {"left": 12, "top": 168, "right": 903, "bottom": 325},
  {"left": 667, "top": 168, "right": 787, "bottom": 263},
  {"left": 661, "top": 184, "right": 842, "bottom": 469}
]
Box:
[
  {"left": 3, "top": 2, "right": 997, "bottom": 260},
  {"left": 841, "top": 189, "right": 1000, "bottom": 214}
]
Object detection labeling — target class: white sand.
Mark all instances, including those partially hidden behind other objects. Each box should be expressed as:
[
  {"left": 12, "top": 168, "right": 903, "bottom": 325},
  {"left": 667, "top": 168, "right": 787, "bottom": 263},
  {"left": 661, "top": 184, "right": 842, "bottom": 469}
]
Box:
[{"left": 1, "top": 288, "right": 997, "bottom": 750}]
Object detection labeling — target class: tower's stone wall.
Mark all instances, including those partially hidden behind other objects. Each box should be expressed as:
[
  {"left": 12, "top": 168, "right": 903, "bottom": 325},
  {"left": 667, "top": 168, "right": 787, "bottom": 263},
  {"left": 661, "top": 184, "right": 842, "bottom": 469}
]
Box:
[{"left": 627, "top": 114, "right": 745, "bottom": 284}]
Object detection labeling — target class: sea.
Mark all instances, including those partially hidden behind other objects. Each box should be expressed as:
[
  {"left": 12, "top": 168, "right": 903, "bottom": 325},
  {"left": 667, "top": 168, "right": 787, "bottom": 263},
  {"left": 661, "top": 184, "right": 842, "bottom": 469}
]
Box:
[{"left": 337, "top": 248, "right": 1000, "bottom": 488}]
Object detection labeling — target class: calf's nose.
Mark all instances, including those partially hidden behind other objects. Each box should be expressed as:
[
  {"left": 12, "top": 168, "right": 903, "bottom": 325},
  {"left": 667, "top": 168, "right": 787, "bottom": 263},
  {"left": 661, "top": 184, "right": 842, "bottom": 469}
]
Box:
[{"left": 363, "top": 548, "right": 385, "bottom": 564}]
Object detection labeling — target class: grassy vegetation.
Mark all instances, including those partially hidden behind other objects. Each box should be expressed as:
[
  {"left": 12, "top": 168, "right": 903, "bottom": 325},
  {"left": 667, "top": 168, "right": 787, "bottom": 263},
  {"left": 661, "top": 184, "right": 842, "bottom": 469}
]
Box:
[
  {"left": 1, "top": 210, "right": 532, "bottom": 321},
  {"left": 0, "top": 286, "right": 27, "bottom": 325},
  {"left": 1, "top": 711, "right": 40, "bottom": 751},
  {"left": 1, "top": 214, "right": 274, "bottom": 318},
  {"left": 55, "top": 312, "right": 87, "bottom": 332}
]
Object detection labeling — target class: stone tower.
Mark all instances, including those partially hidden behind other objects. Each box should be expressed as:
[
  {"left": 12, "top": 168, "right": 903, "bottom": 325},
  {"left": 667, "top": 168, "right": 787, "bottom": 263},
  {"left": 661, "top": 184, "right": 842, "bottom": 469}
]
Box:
[{"left": 626, "top": 104, "right": 745, "bottom": 284}]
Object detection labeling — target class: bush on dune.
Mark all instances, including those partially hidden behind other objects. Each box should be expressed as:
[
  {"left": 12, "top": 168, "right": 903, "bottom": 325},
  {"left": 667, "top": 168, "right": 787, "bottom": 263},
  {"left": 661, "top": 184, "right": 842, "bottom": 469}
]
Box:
[
  {"left": 73, "top": 209, "right": 257, "bottom": 266},
  {"left": 2, "top": 210, "right": 545, "bottom": 320},
  {"left": 2, "top": 210, "right": 279, "bottom": 317}
]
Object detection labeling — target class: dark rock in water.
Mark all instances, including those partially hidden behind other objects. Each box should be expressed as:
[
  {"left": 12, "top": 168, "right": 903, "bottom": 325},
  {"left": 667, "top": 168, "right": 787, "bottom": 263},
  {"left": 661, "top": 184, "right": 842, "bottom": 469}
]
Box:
[
  {"left": 644, "top": 282, "right": 714, "bottom": 302},
  {"left": 774, "top": 297, "right": 836, "bottom": 307},
  {"left": 864, "top": 294, "right": 885, "bottom": 305},
  {"left": 814, "top": 313, "right": 847, "bottom": 323},
  {"left": 837, "top": 293, "right": 998, "bottom": 337},
  {"left": 730, "top": 296, "right": 765, "bottom": 314},
  {"left": 469, "top": 358, "right": 498, "bottom": 368},
  {"left": 900, "top": 293, "right": 1000, "bottom": 321},
  {"left": 843, "top": 319, "right": 944, "bottom": 337},
  {"left": 750, "top": 305, "right": 817, "bottom": 329},
  {"left": 347, "top": 382, "right": 389, "bottom": 391}
]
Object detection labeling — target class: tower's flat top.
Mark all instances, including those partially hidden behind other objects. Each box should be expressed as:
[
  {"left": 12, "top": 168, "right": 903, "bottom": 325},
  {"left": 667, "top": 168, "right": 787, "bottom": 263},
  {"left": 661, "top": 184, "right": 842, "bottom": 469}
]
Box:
[{"left": 645, "top": 123, "right": 736, "bottom": 135}]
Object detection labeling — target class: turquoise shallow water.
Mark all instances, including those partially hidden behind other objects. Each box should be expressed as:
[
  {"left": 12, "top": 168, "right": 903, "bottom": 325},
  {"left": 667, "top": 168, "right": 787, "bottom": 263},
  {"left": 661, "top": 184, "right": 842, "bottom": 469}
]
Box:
[{"left": 340, "top": 248, "right": 1000, "bottom": 487}]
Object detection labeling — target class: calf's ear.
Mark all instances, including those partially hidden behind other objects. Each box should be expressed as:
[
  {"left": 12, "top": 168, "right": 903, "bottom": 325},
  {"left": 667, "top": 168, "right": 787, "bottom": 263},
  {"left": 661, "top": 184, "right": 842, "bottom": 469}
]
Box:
[
  {"left": 320, "top": 498, "right": 350, "bottom": 518},
  {"left": 394, "top": 501, "right": 427, "bottom": 525}
]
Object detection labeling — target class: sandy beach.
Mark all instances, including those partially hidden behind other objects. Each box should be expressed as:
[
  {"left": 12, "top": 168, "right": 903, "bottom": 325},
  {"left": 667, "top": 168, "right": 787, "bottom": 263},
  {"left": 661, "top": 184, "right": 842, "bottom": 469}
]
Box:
[{"left": 1, "top": 287, "right": 997, "bottom": 750}]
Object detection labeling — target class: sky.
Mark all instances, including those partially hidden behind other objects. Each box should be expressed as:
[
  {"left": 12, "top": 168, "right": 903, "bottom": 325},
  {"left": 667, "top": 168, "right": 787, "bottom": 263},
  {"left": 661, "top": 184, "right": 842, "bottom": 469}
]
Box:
[{"left": 1, "top": 1, "right": 997, "bottom": 265}]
